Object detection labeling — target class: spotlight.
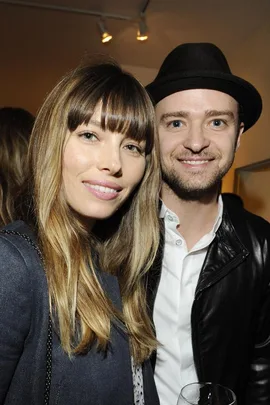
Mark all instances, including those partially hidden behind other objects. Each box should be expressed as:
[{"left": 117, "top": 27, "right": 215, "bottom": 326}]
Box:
[
  {"left": 137, "top": 16, "right": 148, "bottom": 41},
  {"left": 98, "top": 18, "right": 112, "bottom": 43}
]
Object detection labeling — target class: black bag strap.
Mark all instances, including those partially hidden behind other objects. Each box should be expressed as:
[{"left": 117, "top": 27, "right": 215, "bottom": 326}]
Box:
[{"left": 0, "top": 229, "right": 52, "bottom": 405}]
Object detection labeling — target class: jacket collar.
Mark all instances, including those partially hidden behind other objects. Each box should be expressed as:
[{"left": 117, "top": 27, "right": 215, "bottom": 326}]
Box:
[
  {"left": 195, "top": 199, "right": 250, "bottom": 296},
  {"left": 147, "top": 196, "right": 250, "bottom": 309}
]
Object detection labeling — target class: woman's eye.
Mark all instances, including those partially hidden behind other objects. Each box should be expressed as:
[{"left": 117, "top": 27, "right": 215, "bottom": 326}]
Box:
[
  {"left": 80, "top": 132, "right": 98, "bottom": 141},
  {"left": 124, "top": 144, "right": 143, "bottom": 154}
]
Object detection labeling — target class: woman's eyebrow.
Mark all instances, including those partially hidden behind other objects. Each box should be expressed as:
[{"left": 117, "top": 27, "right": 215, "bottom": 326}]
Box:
[
  {"left": 89, "top": 119, "right": 101, "bottom": 127},
  {"left": 78, "top": 119, "right": 101, "bottom": 129}
]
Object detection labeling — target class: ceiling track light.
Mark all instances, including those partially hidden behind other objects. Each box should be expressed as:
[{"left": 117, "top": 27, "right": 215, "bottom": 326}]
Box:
[
  {"left": 0, "top": 0, "right": 151, "bottom": 44},
  {"left": 97, "top": 18, "right": 112, "bottom": 43},
  {"left": 137, "top": 15, "right": 148, "bottom": 42}
]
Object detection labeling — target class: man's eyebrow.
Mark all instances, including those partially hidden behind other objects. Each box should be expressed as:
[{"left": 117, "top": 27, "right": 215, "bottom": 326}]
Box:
[
  {"left": 205, "top": 110, "right": 235, "bottom": 119},
  {"left": 159, "top": 111, "right": 189, "bottom": 124}
]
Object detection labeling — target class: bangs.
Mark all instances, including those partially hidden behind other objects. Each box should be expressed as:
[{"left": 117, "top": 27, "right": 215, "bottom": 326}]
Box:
[{"left": 67, "top": 67, "right": 154, "bottom": 154}]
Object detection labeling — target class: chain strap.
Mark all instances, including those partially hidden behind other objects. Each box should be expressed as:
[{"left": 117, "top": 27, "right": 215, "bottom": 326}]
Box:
[{"left": 0, "top": 229, "right": 52, "bottom": 405}]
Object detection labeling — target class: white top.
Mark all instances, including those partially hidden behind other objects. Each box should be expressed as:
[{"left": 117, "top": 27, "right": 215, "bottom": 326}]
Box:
[
  {"left": 153, "top": 197, "right": 223, "bottom": 405},
  {"left": 131, "top": 357, "right": 145, "bottom": 405}
]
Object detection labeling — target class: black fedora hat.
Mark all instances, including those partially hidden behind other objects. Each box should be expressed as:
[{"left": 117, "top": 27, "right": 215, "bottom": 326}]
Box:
[{"left": 146, "top": 42, "right": 262, "bottom": 131}]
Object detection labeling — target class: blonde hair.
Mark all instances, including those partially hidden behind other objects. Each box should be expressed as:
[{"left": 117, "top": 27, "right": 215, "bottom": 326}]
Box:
[
  {"left": 28, "top": 60, "right": 160, "bottom": 363},
  {"left": 0, "top": 107, "right": 34, "bottom": 227}
]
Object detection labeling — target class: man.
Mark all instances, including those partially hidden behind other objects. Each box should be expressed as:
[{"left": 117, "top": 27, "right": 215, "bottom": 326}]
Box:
[{"left": 146, "top": 43, "right": 270, "bottom": 405}]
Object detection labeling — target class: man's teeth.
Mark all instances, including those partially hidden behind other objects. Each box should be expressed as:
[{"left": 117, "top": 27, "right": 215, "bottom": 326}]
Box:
[
  {"left": 183, "top": 160, "right": 209, "bottom": 164},
  {"left": 89, "top": 184, "right": 118, "bottom": 193}
]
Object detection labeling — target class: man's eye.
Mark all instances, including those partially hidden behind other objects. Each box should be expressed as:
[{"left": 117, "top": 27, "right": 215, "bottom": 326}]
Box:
[
  {"left": 212, "top": 119, "right": 225, "bottom": 127},
  {"left": 168, "top": 120, "right": 182, "bottom": 128}
]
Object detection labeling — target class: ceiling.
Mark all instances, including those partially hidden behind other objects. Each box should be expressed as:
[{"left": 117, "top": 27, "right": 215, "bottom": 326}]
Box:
[
  {"left": 0, "top": 0, "right": 269, "bottom": 112},
  {"left": 1, "top": 0, "right": 270, "bottom": 68}
]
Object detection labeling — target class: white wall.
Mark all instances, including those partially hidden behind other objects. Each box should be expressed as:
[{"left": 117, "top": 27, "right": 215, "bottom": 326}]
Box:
[
  {"left": 122, "top": 64, "right": 158, "bottom": 86},
  {"left": 222, "top": 23, "right": 270, "bottom": 192}
]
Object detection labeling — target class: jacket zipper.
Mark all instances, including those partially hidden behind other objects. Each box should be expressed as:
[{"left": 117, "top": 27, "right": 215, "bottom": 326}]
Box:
[{"left": 191, "top": 251, "right": 249, "bottom": 380}]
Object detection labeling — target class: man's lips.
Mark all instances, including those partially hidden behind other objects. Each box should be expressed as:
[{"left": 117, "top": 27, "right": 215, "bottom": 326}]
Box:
[
  {"left": 177, "top": 157, "right": 215, "bottom": 167},
  {"left": 181, "top": 159, "right": 212, "bottom": 165},
  {"left": 177, "top": 155, "right": 215, "bottom": 162}
]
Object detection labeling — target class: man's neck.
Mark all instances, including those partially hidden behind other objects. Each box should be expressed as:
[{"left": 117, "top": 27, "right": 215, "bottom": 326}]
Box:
[{"left": 161, "top": 185, "right": 220, "bottom": 251}]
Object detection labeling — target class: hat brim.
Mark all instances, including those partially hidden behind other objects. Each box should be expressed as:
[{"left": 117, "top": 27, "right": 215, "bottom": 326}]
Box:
[{"left": 146, "top": 71, "right": 262, "bottom": 132}]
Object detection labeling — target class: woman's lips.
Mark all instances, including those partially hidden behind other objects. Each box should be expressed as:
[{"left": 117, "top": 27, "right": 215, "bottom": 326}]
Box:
[{"left": 83, "top": 181, "right": 122, "bottom": 200}]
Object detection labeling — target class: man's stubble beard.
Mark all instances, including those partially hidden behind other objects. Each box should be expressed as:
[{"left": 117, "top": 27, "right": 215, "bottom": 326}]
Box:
[{"left": 161, "top": 152, "right": 235, "bottom": 202}]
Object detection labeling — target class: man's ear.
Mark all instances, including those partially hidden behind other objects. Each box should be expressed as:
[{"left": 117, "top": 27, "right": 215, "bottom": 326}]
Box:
[{"left": 236, "top": 122, "right": 245, "bottom": 150}]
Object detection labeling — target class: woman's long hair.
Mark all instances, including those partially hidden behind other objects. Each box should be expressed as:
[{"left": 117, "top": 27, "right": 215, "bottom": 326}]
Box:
[
  {"left": 28, "top": 60, "right": 161, "bottom": 364},
  {"left": 0, "top": 107, "right": 34, "bottom": 227}
]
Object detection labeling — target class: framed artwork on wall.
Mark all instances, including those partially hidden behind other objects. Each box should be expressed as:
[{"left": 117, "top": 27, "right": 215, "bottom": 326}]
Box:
[{"left": 233, "top": 158, "right": 270, "bottom": 222}]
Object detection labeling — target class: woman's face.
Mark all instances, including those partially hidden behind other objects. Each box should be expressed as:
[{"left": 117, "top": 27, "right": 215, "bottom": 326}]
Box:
[{"left": 62, "top": 103, "right": 147, "bottom": 227}]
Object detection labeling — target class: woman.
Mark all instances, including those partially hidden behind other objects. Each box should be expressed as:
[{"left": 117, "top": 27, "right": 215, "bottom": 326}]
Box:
[
  {"left": 0, "top": 107, "right": 34, "bottom": 227},
  {"left": 0, "top": 61, "right": 160, "bottom": 404}
]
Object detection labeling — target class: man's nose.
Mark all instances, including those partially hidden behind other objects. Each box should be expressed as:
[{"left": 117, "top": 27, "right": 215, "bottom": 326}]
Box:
[{"left": 182, "top": 124, "right": 210, "bottom": 152}]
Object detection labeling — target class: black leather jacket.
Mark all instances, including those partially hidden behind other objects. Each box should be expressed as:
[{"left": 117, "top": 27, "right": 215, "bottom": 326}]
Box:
[{"left": 147, "top": 196, "right": 270, "bottom": 405}]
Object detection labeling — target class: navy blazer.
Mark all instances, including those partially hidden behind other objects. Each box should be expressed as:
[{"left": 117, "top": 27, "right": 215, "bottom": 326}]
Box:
[{"left": 0, "top": 221, "right": 159, "bottom": 405}]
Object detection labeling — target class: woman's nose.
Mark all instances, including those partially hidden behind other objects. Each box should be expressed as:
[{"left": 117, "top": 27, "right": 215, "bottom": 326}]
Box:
[{"left": 97, "top": 144, "right": 122, "bottom": 176}]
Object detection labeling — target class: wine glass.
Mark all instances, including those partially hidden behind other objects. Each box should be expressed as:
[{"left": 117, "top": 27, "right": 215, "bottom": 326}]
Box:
[{"left": 177, "top": 382, "right": 237, "bottom": 405}]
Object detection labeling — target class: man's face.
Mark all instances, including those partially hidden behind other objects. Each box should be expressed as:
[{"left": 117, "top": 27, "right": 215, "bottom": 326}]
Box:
[{"left": 156, "top": 89, "right": 244, "bottom": 200}]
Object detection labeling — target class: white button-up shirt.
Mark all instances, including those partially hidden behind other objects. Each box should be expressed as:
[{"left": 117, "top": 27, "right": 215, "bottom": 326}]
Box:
[{"left": 153, "top": 197, "right": 223, "bottom": 405}]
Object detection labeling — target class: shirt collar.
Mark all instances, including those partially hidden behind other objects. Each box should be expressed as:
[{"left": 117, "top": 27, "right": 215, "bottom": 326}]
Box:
[
  {"left": 213, "top": 195, "right": 223, "bottom": 234},
  {"left": 159, "top": 200, "right": 167, "bottom": 219},
  {"left": 160, "top": 195, "right": 223, "bottom": 235}
]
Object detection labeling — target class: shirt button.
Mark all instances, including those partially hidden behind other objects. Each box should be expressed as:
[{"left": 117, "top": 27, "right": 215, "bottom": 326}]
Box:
[
  {"left": 167, "top": 215, "right": 174, "bottom": 221},
  {"left": 176, "top": 239, "right": 182, "bottom": 246}
]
